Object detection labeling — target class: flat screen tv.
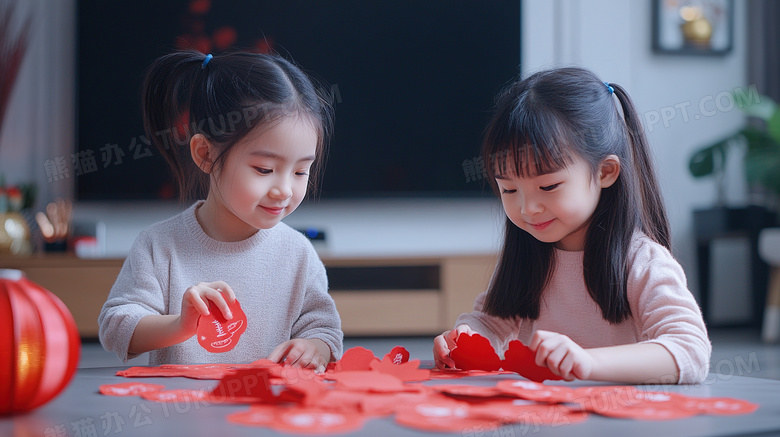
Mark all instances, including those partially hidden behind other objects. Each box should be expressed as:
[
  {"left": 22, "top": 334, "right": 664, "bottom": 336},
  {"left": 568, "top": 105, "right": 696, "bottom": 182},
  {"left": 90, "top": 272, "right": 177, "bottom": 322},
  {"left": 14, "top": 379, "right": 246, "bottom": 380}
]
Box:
[{"left": 76, "top": 0, "right": 521, "bottom": 200}]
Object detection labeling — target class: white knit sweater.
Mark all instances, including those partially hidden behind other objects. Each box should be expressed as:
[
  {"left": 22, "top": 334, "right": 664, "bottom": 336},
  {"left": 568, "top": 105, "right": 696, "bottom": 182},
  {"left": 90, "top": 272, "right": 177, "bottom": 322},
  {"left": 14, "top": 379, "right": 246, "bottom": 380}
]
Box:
[{"left": 98, "top": 201, "right": 343, "bottom": 365}]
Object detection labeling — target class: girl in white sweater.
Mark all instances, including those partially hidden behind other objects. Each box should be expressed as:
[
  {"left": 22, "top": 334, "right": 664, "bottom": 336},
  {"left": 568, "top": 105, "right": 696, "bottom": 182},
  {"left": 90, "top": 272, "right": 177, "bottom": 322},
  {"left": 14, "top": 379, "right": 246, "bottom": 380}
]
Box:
[{"left": 99, "top": 51, "right": 342, "bottom": 371}]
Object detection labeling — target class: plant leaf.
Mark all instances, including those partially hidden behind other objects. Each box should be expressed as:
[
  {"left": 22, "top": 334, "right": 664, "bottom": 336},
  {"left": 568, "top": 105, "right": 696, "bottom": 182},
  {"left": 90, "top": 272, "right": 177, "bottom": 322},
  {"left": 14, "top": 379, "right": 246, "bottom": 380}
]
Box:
[
  {"left": 768, "top": 109, "right": 780, "bottom": 145},
  {"left": 740, "top": 94, "right": 777, "bottom": 121},
  {"left": 689, "top": 138, "right": 733, "bottom": 178}
]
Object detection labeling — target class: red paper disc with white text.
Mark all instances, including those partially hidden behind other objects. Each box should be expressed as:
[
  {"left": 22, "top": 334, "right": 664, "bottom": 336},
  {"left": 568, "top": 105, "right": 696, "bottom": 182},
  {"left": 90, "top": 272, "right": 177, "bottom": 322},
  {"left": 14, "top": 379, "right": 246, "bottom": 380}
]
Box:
[{"left": 196, "top": 298, "right": 247, "bottom": 353}]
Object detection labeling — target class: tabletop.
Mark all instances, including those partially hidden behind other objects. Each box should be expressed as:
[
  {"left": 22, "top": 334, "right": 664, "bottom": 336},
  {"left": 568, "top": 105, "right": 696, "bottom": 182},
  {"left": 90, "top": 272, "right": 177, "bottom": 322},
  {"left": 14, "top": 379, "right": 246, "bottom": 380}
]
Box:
[{"left": 3, "top": 365, "right": 780, "bottom": 437}]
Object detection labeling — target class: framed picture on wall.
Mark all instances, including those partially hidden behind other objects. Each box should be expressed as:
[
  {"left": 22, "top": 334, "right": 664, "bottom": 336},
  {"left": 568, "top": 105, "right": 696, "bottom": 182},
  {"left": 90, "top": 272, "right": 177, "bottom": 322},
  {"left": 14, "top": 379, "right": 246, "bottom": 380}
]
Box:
[{"left": 652, "top": 0, "right": 733, "bottom": 56}]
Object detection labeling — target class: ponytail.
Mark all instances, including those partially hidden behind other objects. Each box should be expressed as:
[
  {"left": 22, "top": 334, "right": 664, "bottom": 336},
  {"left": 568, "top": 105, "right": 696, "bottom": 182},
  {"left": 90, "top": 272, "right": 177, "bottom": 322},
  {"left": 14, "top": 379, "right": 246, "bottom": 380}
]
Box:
[
  {"left": 141, "top": 51, "right": 208, "bottom": 201},
  {"left": 140, "top": 50, "right": 334, "bottom": 201},
  {"left": 610, "top": 83, "right": 671, "bottom": 250}
]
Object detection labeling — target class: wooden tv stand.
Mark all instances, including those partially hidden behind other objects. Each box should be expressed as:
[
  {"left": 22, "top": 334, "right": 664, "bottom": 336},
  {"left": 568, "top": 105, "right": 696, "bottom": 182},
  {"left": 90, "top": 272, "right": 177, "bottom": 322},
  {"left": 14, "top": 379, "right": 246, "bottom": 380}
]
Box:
[{"left": 1, "top": 253, "right": 497, "bottom": 338}]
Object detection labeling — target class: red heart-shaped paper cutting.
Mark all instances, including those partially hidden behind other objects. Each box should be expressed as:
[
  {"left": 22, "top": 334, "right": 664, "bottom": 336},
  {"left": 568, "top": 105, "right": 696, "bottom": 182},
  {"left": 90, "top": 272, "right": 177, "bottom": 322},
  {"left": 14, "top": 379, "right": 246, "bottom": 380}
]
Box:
[
  {"left": 502, "top": 340, "right": 563, "bottom": 382},
  {"left": 197, "top": 298, "right": 247, "bottom": 353},
  {"left": 450, "top": 333, "right": 502, "bottom": 371}
]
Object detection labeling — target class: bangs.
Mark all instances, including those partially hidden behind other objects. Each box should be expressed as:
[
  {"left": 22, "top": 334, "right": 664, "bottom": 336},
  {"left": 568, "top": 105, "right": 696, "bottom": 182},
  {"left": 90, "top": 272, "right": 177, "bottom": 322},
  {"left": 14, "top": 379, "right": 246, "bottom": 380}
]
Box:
[{"left": 484, "top": 107, "right": 576, "bottom": 180}]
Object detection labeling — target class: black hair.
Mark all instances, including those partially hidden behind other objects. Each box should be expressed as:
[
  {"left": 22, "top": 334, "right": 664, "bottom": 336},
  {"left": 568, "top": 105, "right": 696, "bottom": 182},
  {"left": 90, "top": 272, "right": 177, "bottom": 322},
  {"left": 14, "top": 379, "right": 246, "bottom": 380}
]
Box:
[
  {"left": 481, "top": 67, "right": 670, "bottom": 324},
  {"left": 141, "top": 50, "right": 334, "bottom": 200}
]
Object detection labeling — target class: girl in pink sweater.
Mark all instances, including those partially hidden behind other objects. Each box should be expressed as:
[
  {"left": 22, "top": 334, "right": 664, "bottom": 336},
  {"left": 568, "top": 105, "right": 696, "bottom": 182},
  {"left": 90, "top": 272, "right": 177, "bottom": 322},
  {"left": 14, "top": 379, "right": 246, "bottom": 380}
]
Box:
[{"left": 434, "top": 67, "right": 711, "bottom": 384}]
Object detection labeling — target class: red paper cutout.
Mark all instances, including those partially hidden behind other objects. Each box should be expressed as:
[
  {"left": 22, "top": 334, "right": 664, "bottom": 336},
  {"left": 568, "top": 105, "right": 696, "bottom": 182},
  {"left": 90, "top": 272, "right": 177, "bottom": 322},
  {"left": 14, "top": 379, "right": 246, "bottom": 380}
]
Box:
[
  {"left": 572, "top": 385, "right": 642, "bottom": 411},
  {"left": 141, "top": 388, "right": 209, "bottom": 403},
  {"left": 99, "top": 382, "right": 165, "bottom": 396},
  {"left": 328, "top": 371, "right": 409, "bottom": 393},
  {"left": 502, "top": 340, "right": 564, "bottom": 382},
  {"left": 334, "top": 347, "right": 378, "bottom": 372},
  {"left": 496, "top": 379, "right": 576, "bottom": 403},
  {"left": 432, "top": 384, "right": 505, "bottom": 398},
  {"left": 279, "top": 379, "right": 329, "bottom": 407},
  {"left": 450, "top": 333, "right": 502, "bottom": 371},
  {"left": 395, "top": 400, "right": 501, "bottom": 432},
  {"left": 271, "top": 408, "right": 366, "bottom": 434},
  {"left": 107, "top": 342, "right": 759, "bottom": 430},
  {"left": 470, "top": 399, "right": 589, "bottom": 426},
  {"left": 359, "top": 392, "right": 449, "bottom": 416},
  {"left": 587, "top": 390, "right": 698, "bottom": 420},
  {"left": 208, "top": 368, "right": 275, "bottom": 403},
  {"left": 117, "top": 363, "right": 257, "bottom": 380},
  {"left": 310, "top": 390, "right": 366, "bottom": 414},
  {"left": 369, "top": 357, "right": 431, "bottom": 382},
  {"left": 196, "top": 298, "right": 247, "bottom": 353},
  {"left": 382, "top": 346, "right": 410, "bottom": 364},
  {"left": 682, "top": 396, "right": 759, "bottom": 415}
]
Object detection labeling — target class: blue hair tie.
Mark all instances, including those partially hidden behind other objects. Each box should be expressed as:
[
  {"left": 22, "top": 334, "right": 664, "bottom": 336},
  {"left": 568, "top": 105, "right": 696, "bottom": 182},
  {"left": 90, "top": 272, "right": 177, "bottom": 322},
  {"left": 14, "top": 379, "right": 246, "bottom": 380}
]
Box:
[
  {"left": 604, "top": 82, "right": 614, "bottom": 94},
  {"left": 201, "top": 54, "right": 213, "bottom": 69}
]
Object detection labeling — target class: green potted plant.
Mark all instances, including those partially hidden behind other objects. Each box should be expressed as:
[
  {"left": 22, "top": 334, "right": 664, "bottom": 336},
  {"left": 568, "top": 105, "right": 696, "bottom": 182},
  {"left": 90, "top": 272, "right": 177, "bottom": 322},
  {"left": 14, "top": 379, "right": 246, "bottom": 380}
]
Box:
[{"left": 689, "top": 93, "right": 780, "bottom": 210}]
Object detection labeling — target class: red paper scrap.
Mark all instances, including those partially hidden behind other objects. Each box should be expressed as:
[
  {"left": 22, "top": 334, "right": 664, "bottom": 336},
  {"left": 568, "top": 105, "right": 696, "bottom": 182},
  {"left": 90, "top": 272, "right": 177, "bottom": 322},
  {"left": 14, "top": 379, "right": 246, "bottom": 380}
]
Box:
[
  {"left": 327, "top": 371, "right": 410, "bottom": 393},
  {"left": 432, "top": 384, "right": 506, "bottom": 398},
  {"left": 117, "top": 363, "right": 257, "bottom": 380},
  {"left": 496, "top": 379, "right": 576, "bottom": 403},
  {"left": 470, "top": 399, "right": 589, "bottom": 426},
  {"left": 271, "top": 408, "right": 367, "bottom": 435},
  {"left": 395, "top": 400, "right": 501, "bottom": 433},
  {"left": 502, "top": 339, "right": 564, "bottom": 382},
  {"left": 383, "top": 346, "right": 410, "bottom": 364},
  {"left": 587, "top": 390, "right": 698, "bottom": 420},
  {"left": 140, "top": 389, "right": 209, "bottom": 403},
  {"left": 450, "top": 333, "right": 503, "bottom": 371},
  {"left": 99, "top": 382, "right": 165, "bottom": 396},
  {"left": 359, "top": 391, "right": 449, "bottom": 417},
  {"left": 333, "top": 347, "right": 378, "bottom": 372},
  {"left": 369, "top": 357, "right": 431, "bottom": 382},
  {"left": 682, "top": 397, "right": 759, "bottom": 416},
  {"left": 196, "top": 298, "right": 247, "bottom": 353},
  {"left": 208, "top": 368, "right": 275, "bottom": 403}
]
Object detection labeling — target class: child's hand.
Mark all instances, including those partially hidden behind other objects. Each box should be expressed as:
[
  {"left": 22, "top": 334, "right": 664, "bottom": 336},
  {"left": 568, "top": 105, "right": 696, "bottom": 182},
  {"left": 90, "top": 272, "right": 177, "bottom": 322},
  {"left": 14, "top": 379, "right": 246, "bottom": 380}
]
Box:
[
  {"left": 433, "top": 324, "right": 475, "bottom": 370},
  {"left": 530, "top": 330, "right": 595, "bottom": 381},
  {"left": 179, "top": 281, "right": 236, "bottom": 336},
  {"left": 267, "top": 338, "right": 331, "bottom": 373}
]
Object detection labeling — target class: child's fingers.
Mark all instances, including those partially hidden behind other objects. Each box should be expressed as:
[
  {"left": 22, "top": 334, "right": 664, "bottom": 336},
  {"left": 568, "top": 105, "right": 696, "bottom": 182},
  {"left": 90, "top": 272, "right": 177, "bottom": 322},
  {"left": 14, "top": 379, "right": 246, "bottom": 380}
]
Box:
[
  {"left": 543, "top": 344, "right": 568, "bottom": 373},
  {"left": 184, "top": 288, "right": 211, "bottom": 315},
  {"left": 558, "top": 351, "right": 577, "bottom": 381},
  {"left": 267, "top": 341, "right": 293, "bottom": 364},
  {"left": 204, "top": 293, "right": 233, "bottom": 320},
  {"left": 209, "top": 281, "right": 236, "bottom": 303},
  {"left": 433, "top": 334, "right": 455, "bottom": 369}
]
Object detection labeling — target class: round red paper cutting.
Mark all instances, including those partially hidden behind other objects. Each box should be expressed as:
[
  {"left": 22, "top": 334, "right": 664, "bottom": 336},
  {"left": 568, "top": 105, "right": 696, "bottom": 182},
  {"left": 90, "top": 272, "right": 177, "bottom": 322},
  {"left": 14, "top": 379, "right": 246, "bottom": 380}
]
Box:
[
  {"left": 99, "top": 382, "right": 165, "bottom": 396},
  {"left": 395, "top": 401, "right": 501, "bottom": 433},
  {"left": 271, "top": 408, "right": 366, "bottom": 434},
  {"left": 681, "top": 397, "right": 759, "bottom": 415},
  {"left": 496, "top": 380, "right": 575, "bottom": 403}
]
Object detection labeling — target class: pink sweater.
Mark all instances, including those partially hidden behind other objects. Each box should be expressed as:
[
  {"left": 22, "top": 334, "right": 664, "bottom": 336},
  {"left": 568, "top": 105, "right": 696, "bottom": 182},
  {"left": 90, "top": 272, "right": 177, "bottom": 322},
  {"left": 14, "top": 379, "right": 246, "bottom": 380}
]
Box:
[{"left": 456, "top": 233, "right": 711, "bottom": 384}]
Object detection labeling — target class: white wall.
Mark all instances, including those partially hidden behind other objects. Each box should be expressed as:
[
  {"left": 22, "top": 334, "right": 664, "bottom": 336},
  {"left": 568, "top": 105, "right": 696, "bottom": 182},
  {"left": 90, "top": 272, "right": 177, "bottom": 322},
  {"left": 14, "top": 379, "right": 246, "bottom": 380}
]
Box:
[{"left": 3, "top": 1, "right": 753, "bottom": 320}]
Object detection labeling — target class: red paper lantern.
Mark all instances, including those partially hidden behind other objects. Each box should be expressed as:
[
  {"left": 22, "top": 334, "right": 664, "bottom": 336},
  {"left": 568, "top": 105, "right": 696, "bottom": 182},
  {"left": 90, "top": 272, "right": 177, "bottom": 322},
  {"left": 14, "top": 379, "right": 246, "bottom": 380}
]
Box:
[{"left": 0, "top": 269, "right": 80, "bottom": 415}]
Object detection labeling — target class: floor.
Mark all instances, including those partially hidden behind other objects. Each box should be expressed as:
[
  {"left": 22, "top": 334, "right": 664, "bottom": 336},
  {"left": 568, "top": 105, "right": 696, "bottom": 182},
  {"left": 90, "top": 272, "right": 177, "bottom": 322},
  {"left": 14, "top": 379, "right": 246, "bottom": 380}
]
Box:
[{"left": 79, "top": 328, "right": 780, "bottom": 381}]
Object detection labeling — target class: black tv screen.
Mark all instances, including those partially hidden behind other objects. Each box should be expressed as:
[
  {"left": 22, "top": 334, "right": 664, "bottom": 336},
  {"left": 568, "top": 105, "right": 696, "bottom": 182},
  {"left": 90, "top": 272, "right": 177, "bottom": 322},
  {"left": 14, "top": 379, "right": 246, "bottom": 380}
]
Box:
[{"left": 76, "top": 1, "right": 521, "bottom": 200}]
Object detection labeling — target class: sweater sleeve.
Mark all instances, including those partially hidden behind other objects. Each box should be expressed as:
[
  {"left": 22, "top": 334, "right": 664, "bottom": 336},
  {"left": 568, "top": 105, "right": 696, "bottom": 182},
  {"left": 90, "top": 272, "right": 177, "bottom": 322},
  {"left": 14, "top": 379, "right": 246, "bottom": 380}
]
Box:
[
  {"left": 454, "top": 291, "right": 522, "bottom": 353},
  {"left": 97, "top": 232, "right": 165, "bottom": 362},
  {"left": 289, "top": 246, "right": 344, "bottom": 361},
  {"left": 630, "top": 241, "right": 712, "bottom": 384}
]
